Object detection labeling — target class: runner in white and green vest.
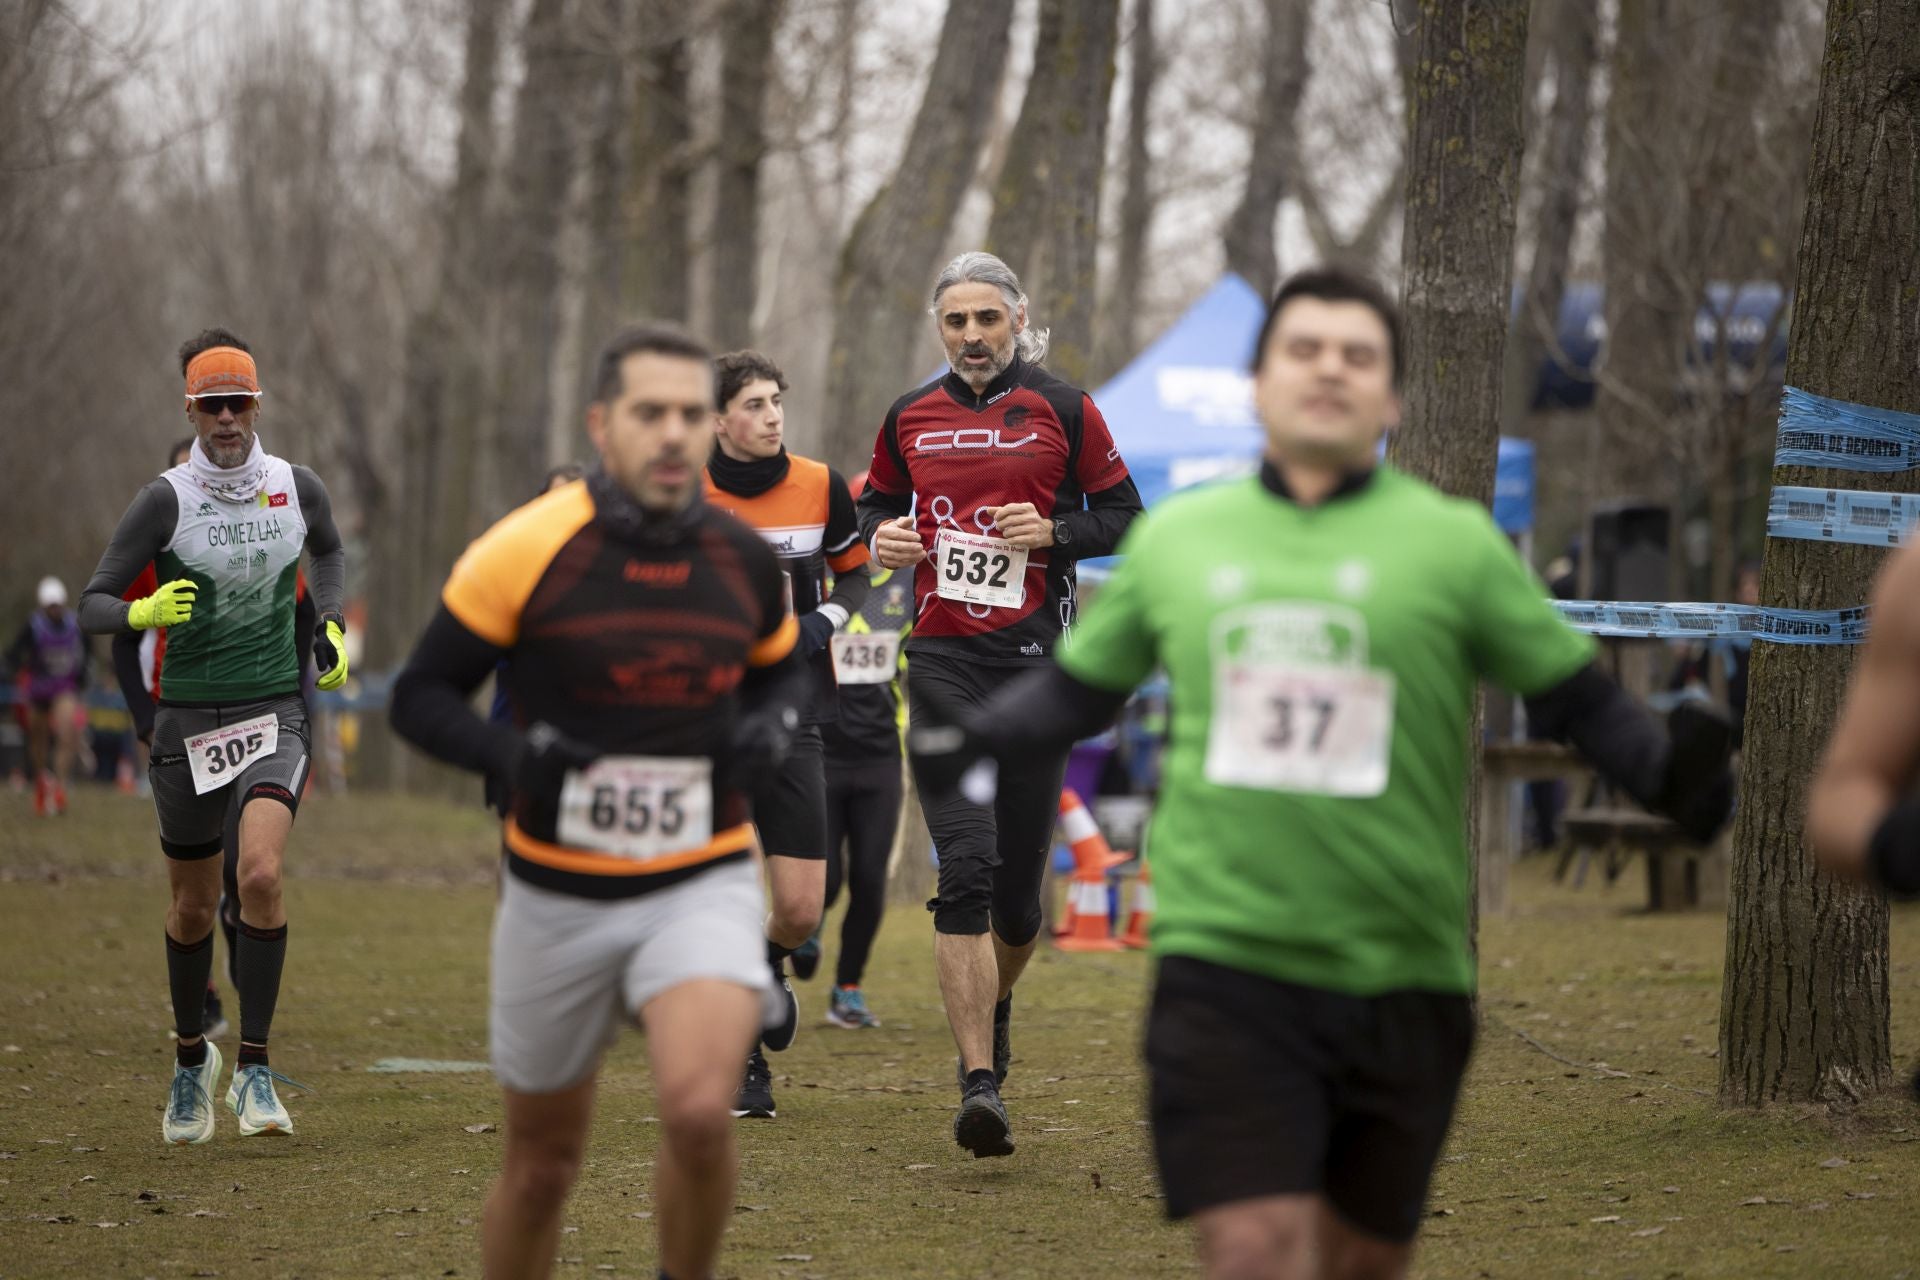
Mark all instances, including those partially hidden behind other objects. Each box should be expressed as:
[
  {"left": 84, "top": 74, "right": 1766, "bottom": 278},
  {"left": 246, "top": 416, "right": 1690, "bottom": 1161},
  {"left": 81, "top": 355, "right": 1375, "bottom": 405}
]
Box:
[{"left": 79, "top": 329, "right": 348, "bottom": 1146}]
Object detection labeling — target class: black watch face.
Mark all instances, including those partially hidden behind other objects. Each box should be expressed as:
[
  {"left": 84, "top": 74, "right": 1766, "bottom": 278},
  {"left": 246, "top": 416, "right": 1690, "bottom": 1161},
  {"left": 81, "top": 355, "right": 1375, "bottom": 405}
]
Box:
[{"left": 1054, "top": 521, "right": 1070, "bottom": 544}]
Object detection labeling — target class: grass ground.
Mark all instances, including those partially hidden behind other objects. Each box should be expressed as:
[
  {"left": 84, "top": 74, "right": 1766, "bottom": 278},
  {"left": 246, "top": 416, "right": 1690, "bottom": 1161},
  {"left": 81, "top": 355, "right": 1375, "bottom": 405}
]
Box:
[{"left": 0, "top": 785, "right": 1916, "bottom": 1279}]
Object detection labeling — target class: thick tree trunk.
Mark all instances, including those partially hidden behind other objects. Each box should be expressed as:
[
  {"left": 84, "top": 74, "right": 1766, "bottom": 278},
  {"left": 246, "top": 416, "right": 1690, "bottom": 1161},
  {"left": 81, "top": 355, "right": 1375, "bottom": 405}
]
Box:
[
  {"left": 709, "top": 0, "right": 782, "bottom": 350},
  {"left": 624, "top": 2, "right": 693, "bottom": 322},
  {"left": 1221, "top": 0, "right": 1309, "bottom": 300},
  {"left": 1092, "top": 0, "right": 1158, "bottom": 383},
  {"left": 820, "top": 0, "right": 1017, "bottom": 472},
  {"left": 367, "top": 0, "right": 503, "bottom": 789},
  {"left": 1501, "top": 0, "right": 1596, "bottom": 435},
  {"left": 1718, "top": 0, "right": 1919, "bottom": 1108},
  {"left": 984, "top": 0, "right": 1122, "bottom": 386},
  {"left": 1390, "top": 0, "right": 1531, "bottom": 927}
]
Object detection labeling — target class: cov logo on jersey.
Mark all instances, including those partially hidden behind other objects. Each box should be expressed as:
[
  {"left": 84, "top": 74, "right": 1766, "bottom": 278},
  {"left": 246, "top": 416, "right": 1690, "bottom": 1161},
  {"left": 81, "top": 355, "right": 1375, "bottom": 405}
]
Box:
[{"left": 912, "top": 427, "right": 1041, "bottom": 455}]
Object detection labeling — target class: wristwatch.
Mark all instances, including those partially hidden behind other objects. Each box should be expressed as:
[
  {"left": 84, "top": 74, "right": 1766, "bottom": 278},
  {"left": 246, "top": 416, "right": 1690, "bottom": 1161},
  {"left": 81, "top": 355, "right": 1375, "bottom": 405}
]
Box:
[{"left": 1051, "top": 518, "right": 1072, "bottom": 548}]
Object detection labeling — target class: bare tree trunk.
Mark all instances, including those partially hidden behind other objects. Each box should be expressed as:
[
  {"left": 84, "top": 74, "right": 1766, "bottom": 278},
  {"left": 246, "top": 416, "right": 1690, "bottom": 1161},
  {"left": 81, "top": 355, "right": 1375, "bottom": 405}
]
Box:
[
  {"left": 1092, "top": 0, "right": 1158, "bottom": 382},
  {"left": 710, "top": 0, "right": 782, "bottom": 350},
  {"left": 367, "top": 0, "right": 504, "bottom": 789},
  {"left": 820, "top": 0, "right": 1018, "bottom": 472},
  {"left": 1718, "top": 0, "right": 1919, "bottom": 1109},
  {"left": 1390, "top": 0, "right": 1531, "bottom": 928},
  {"left": 1501, "top": 0, "right": 1596, "bottom": 435},
  {"left": 624, "top": 1, "right": 693, "bottom": 321},
  {"left": 984, "top": 0, "right": 1122, "bottom": 385},
  {"left": 1221, "top": 0, "right": 1309, "bottom": 299}
]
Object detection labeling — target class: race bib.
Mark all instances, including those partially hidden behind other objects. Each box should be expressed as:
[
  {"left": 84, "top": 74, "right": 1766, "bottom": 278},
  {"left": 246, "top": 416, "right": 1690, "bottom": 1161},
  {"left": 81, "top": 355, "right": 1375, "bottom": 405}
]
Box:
[
  {"left": 830, "top": 631, "right": 901, "bottom": 685},
  {"left": 186, "top": 712, "right": 279, "bottom": 796},
  {"left": 933, "top": 529, "right": 1027, "bottom": 609},
  {"left": 556, "top": 756, "right": 712, "bottom": 861},
  {"left": 1203, "top": 663, "right": 1395, "bottom": 796}
]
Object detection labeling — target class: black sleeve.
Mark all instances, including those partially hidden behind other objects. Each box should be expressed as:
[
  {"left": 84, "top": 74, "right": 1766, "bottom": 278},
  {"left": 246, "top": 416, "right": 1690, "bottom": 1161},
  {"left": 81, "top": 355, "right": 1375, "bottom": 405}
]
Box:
[
  {"left": 389, "top": 606, "right": 523, "bottom": 786},
  {"left": 742, "top": 641, "right": 812, "bottom": 712},
  {"left": 822, "top": 468, "right": 873, "bottom": 617},
  {"left": 1058, "top": 475, "right": 1143, "bottom": 560},
  {"left": 970, "top": 664, "right": 1132, "bottom": 763},
  {"left": 293, "top": 466, "right": 346, "bottom": 620},
  {"left": 112, "top": 631, "right": 155, "bottom": 741},
  {"left": 78, "top": 481, "right": 177, "bottom": 635},
  {"left": 855, "top": 477, "right": 912, "bottom": 552},
  {"left": 1523, "top": 661, "right": 1670, "bottom": 810},
  {"left": 294, "top": 583, "right": 318, "bottom": 656}
]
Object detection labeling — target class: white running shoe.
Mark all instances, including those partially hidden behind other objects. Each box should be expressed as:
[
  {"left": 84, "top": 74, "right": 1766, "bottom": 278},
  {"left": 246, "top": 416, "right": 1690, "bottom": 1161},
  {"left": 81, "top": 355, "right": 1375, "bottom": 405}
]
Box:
[
  {"left": 162, "top": 1041, "right": 223, "bottom": 1145},
  {"left": 226, "top": 1063, "right": 300, "bottom": 1136}
]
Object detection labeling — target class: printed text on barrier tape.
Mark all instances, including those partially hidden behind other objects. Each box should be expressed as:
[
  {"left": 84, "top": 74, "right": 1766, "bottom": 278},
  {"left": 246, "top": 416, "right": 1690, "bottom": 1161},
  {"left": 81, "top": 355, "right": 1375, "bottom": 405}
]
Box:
[
  {"left": 1774, "top": 386, "right": 1920, "bottom": 472},
  {"left": 1552, "top": 600, "right": 1869, "bottom": 645},
  {"left": 1767, "top": 485, "right": 1920, "bottom": 548}
]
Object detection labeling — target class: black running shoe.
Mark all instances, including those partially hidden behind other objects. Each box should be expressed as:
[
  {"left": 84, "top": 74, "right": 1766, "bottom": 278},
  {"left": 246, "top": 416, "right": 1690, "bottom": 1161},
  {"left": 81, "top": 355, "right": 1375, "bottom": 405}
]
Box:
[
  {"left": 731, "top": 1049, "right": 775, "bottom": 1119},
  {"left": 763, "top": 973, "right": 800, "bottom": 1052},
  {"left": 954, "top": 1077, "right": 1014, "bottom": 1158},
  {"left": 201, "top": 986, "right": 230, "bottom": 1041},
  {"left": 789, "top": 932, "right": 821, "bottom": 981},
  {"left": 992, "top": 993, "right": 1012, "bottom": 1085}
]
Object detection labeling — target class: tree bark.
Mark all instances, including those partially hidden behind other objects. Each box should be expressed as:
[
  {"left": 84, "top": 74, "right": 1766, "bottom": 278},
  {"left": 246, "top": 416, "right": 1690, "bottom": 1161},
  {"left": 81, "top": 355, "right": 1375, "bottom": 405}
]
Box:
[
  {"left": 1092, "top": 0, "right": 1158, "bottom": 382},
  {"left": 1718, "top": 0, "right": 1920, "bottom": 1108},
  {"left": 1501, "top": 0, "right": 1597, "bottom": 435},
  {"left": 1220, "top": 0, "right": 1309, "bottom": 300},
  {"left": 820, "top": 0, "right": 1018, "bottom": 472},
  {"left": 709, "top": 0, "right": 782, "bottom": 350},
  {"left": 624, "top": 1, "right": 693, "bottom": 322},
  {"left": 984, "top": 0, "right": 1122, "bottom": 386},
  {"left": 1390, "top": 0, "right": 1532, "bottom": 927}
]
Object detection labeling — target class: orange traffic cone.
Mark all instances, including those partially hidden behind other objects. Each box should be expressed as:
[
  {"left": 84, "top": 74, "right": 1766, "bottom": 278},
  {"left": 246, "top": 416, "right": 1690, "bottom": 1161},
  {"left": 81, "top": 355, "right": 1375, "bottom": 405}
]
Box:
[
  {"left": 1054, "top": 789, "right": 1126, "bottom": 952},
  {"left": 1119, "top": 856, "right": 1154, "bottom": 949}
]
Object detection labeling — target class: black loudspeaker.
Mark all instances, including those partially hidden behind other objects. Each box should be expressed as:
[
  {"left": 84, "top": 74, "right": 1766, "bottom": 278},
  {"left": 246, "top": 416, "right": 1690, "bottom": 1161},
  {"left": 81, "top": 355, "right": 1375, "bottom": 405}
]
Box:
[{"left": 1588, "top": 503, "right": 1670, "bottom": 602}]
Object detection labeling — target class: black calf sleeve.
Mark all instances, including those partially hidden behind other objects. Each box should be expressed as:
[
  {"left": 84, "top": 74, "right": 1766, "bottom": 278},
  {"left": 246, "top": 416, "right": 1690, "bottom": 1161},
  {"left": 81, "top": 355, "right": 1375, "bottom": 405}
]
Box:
[
  {"left": 236, "top": 918, "right": 289, "bottom": 1049},
  {"left": 165, "top": 930, "right": 216, "bottom": 1042}
]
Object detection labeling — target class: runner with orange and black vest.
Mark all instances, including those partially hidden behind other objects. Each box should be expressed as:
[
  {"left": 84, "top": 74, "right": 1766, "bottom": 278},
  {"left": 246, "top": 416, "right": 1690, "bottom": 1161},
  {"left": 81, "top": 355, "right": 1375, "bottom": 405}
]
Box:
[
  {"left": 702, "top": 349, "right": 871, "bottom": 1120},
  {"left": 389, "top": 324, "right": 807, "bottom": 1280},
  {"left": 855, "top": 250, "right": 1142, "bottom": 1158}
]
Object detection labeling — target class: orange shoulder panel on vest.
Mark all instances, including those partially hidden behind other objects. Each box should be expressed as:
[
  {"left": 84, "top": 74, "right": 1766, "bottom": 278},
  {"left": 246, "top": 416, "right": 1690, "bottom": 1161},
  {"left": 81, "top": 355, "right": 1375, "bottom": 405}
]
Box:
[{"left": 442, "top": 480, "right": 595, "bottom": 648}]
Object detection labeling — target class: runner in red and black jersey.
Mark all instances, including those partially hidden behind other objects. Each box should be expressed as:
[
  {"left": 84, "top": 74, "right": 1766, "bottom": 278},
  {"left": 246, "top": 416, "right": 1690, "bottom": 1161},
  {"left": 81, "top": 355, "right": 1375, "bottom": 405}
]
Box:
[{"left": 854, "top": 250, "right": 1142, "bottom": 1158}]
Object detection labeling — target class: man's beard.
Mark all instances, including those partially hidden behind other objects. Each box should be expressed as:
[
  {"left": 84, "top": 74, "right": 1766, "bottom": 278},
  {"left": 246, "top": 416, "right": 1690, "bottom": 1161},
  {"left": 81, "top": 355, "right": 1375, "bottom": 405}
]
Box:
[
  {"left": 956, "top": 343, "right": 1013, "bottom": 388},
  {"left": 206, "top": 431, "right": 254, "bottom": 469}
]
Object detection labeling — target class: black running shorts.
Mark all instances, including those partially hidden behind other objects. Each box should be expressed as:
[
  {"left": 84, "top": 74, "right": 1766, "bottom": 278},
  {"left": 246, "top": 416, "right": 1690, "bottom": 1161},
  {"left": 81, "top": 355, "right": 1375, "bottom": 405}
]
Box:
[
  {"left": 752, "top": 723, "right": 827, "bottom": 860},
  {"left": 1145, "top": 954, "right": 1474, "bottom": 1243},
  {"left": 149, "top": 694, "right": 310, "bottom": 859}
]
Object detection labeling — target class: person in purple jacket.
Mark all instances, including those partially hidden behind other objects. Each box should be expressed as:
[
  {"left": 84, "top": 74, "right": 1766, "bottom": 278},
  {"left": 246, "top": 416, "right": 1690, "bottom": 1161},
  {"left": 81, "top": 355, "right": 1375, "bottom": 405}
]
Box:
[{"left": 5, "top": 577, "right": 91, "bottom": 815}]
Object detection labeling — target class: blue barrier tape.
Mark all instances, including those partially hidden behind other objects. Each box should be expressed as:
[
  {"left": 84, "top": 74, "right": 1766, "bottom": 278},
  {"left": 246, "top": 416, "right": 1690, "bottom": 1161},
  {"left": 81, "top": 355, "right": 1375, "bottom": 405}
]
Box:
[
  {"left": 1774, "top": 385, "right": 1920, "bottom": 471},
  {"left": 1767, "top": 485, "right": 1920, "bottom": 548},
  {"left": 1554, "top": 600, "right": 1868, "bottom": 645}
]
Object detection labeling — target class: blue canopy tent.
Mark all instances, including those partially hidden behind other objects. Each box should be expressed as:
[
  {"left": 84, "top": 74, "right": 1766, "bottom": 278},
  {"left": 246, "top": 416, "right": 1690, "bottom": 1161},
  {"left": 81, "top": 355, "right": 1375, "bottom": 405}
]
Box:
[{"left": 1091, "top": 274, "right": 1535, "bottom": 534}]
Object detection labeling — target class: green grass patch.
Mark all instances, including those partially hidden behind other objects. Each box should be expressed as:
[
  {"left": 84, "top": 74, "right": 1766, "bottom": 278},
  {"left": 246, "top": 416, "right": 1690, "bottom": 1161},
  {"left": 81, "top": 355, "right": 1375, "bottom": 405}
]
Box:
[{"left": 0, "top": 788, "right": 1915, "bottom": 1277}]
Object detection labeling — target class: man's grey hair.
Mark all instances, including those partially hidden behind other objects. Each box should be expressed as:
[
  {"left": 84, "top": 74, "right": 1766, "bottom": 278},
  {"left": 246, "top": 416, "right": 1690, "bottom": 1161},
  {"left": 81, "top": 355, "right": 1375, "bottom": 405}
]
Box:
[{"left": 929, "top": 251, "right": 1050, "bottom": 365}]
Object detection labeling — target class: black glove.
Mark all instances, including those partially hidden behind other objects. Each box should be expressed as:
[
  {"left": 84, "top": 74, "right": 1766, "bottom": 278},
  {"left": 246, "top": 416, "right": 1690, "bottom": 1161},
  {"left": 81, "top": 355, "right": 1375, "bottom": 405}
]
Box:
[
  {"left": 511, "top": 722, "right": 602, "bottom": 830},
  {"left": 1867, "top": 795, "right": 1920, "bottom": 899},
  {"left": 731, "top": 702, "right": 800, "bottom": 776},
  {"left": 905, "top": 688, "right": 996, "bottom": 803},
  {"left": 1656, "top": 702, "right": 1735, "bottom": 844},
  {"left": 796, "top": 610, "right": 837, "bottom": 657}
]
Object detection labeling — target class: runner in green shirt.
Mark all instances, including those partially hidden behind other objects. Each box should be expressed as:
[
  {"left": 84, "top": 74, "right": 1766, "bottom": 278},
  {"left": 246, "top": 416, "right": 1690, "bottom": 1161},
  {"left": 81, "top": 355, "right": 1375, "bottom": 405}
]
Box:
[{"left": 909, "top": 269, "right": 1734, "bottom": 1280}]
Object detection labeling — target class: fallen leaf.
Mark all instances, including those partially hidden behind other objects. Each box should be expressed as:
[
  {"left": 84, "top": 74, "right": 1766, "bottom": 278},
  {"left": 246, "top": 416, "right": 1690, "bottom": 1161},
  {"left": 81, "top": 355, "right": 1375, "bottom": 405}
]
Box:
[
  {"left": 1431, "top": 1208, "right": 1456, "bottom": 1217},
  {"left": 94, "top": 1221, "right": 120, "bottom": 1229},
  {"left": 1662, "top": 1186, "right": 1680, "bottom": 1194},
  {"left": 1631, "top": 1226, "right": 1666, "bottom": 1238},
  {"left": 1589, "top": 1214, "right": 1621, "bottom": 1223},
  {"left": 79, "top": 1175, "right": 96, "bottom": 1183},
  {"left": 1819, "top": 1157, "right": 1849, "bottom": 1169},
  {"left": 776, "top": 1256, "right": 814, "bottom": 1263},
  {"left": 904, "top": 1164, "right": 934, "bottom": 1171},
  {"left": 135, "top": 1191, "right": 158, "bottom": 1202},
  {"left": 1740, "top": 1196, "right": 1770, "bottom": 1206},
  {"left": 1090, "top": 1172, "right": 1103, "bottom": 1190},
  {"left": 1846, "top": 1191, "right": 1877, "bottom": 1200},
  {"left": 462, "top": 1124, "right": 496, "bottom": 1135}
]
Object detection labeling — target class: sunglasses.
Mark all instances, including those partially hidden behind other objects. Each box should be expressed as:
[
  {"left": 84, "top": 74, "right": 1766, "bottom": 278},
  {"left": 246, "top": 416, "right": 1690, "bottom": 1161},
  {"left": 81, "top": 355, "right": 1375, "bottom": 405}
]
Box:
[{"left": 191, "top": 394, "right": 261, "bottom": 416}]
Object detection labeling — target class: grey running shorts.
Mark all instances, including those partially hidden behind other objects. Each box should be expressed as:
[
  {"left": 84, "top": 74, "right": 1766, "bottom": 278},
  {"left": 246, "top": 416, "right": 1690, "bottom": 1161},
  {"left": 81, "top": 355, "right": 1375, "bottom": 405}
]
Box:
[{"left": 489, "top": 858, "right": 770, "bottom": 1094}]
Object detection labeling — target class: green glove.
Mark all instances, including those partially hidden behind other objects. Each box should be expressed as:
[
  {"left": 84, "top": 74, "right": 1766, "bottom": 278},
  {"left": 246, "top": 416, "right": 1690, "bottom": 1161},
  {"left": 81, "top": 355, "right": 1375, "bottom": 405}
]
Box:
[
  {"left": 313, "top": 616, "right": 349, "bottom": 691},
  {"left": 127, "top": 579, "right": 198, "bottom": 630}
]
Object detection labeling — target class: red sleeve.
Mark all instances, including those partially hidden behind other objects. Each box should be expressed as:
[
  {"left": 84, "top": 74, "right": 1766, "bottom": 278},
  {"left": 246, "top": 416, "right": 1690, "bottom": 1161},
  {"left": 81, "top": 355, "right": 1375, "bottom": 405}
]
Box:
[
  {"left": 1075, "top": 395, "right": 1130, "bottom": 492},
  {"left": 122, "top": 563, "right": 158, "bottom": 603},
  {"left": 865, "top": 412, "right": 910, "bottom": 495},
  {"left": 296, "top": 567, "right": 308, "bottom": 601}
]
